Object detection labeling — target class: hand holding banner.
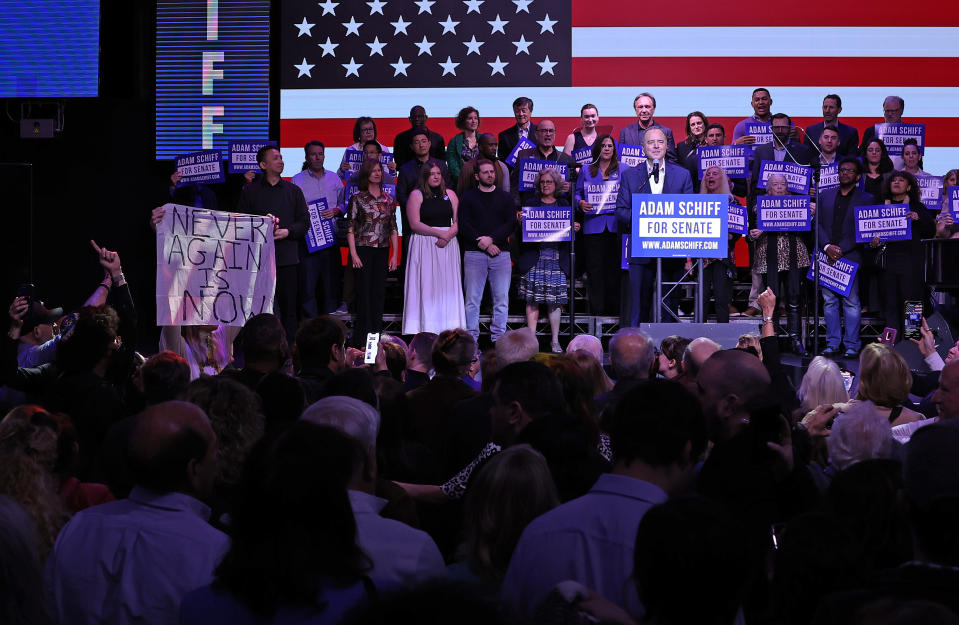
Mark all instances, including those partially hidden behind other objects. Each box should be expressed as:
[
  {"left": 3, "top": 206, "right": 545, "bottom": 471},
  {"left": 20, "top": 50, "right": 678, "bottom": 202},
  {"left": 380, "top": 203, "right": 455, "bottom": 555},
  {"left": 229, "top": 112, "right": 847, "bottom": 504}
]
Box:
[
  {"left": 175, "top": 150, "right": 225, "bottom": 186},
  {"left": 506, "top": 137, "right": 536, "bottom": 167},
  {"left": 306, "top": 198, "right": 337, "bottom": 252},
  {"left": 807, "top": 249, "right": 859, "bottom": 297},
  {"left": 854, "top": 203, "right": 912, "bottom": 242},
  {"left": 156, "top": 204, "right": 276, "bottom": 326},
  {"left": 756, "top": 196, "right": 811, "bottom": 231},
  {"left": 630, "top": 194, "right": 728, "bottom": 259},
  {"left": 522, "top": 206, "right": 572, "bottom": 242},
  {"left": 757, "top": 161, "right": 813, "bottom": 195}
]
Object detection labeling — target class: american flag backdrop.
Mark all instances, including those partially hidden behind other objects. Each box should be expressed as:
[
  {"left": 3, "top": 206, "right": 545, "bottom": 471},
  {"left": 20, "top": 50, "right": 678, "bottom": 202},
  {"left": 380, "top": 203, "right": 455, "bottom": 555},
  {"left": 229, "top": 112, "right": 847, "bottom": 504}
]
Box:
[{"left": 279, "top": 0, "right": 959, "bottom": 178}]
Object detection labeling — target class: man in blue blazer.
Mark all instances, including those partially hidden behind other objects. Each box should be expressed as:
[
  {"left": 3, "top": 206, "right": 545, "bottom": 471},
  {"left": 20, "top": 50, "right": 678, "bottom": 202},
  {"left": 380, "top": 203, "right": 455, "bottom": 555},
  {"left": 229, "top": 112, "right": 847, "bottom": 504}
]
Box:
[
  {"left": 618, "top": 92, "right": 678, "bottom": 164},
  {"left": 816, "top": 157, "right": 875, "bottom": 358},
  {"left": 616, "top": 128, "right": 694, "bottom": 326},
  {"left": 804, "top": 94, "right": 860, "bottom": 158}
]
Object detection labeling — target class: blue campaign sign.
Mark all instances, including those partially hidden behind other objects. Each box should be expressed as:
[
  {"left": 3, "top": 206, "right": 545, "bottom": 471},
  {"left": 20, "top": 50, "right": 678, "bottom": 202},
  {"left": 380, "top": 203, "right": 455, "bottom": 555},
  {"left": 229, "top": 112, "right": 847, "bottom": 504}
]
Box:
[
  {"left": 571, "top": 146, "right": 593, "bottom": 166},
  {"left": 227, "top": 140, "right": 274, "bottom": 173},
  {"left": 522, "top": 206, "right": 572, "bottom": 242},
  {"left": 346, "top": 182, "right": 396, "bottom": 201},
  {"left": 756, "top": 195, "right": 811, "bottom": 231},
  {"left": 618, "top": 143, "right": 646, "bottom": 168},
  {"left": 630, "top": 194, "right": 728, "bottom": 259},
  {"left": 518, "top": 159, "right": 571, "bottom": 191},
  {"left": 305, "top": 198, "right": 336, "bottom": 252},
  {"left": 948, "top": 186, "right": 959, "bottom": 217},
  {"left": 583, "top": 179, "right": 620, "bottom": 215},
  {"left": 874, "top": 123, "right": 925, "bottom": 156},
  {"left": 505, "top": 136, "right": 536, "bottom": 166},
  {"left": 757, "top": 160, "right": 813, "bottom": 195},
  {"left": 342, "top": 148, "right": 394, "bottom": 176},
  {"left": 697, "top": 145, "right": 752, "bottom": 179},
  {"left": 175, "top": 150, "right": 225, "bottom": 186},
  {"left": 745, "top": 121, "right": 774, "bottom": 145},
  {"left": 807, "top": 250, "right": 859, "bottom": 298},
  {"left": 727, "top": 203, "right": 748, "bottom": 235},
  {"left": 817, "top": 163, "right": 840, "bottom": 192},
  {"left": 855, "top": 203, "right": 912, "bottom": 242},
  {"left": 916, "top": 174, "right": 944, "bottom": 212}
]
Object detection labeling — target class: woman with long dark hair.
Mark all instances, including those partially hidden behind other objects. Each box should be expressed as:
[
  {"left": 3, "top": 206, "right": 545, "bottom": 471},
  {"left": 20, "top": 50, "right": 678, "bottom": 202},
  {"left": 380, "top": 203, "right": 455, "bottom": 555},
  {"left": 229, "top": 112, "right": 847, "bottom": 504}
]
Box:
[
  {"left": 876, "top": 170, "right": 936, "bottom": 334},
  {"left": 574, "top": 134, "right": 621, "bottom": 315},
  {"left": 347, "top": 159, "right": 398, "bottom": 346},
  {"left": 180, "top": 422, "right": 375, "bottom": 624},
  {"left": 402, "top": 163, "right": 465, "bottom": 334},
  {"left": 860, "top": 137, "right": 894, "bottom": 199}
]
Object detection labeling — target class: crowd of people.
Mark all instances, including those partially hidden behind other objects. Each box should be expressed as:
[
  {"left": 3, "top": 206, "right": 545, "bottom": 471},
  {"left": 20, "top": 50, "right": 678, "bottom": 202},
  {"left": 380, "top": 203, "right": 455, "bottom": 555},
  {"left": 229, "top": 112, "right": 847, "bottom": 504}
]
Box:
[
  {"left": 1, "top": 263, "right": 958, "bottom": 624},
  {"left": 169, "top": 91, "right": 957, "bottom": 358},
  {"left": 1, "top": 88, "right": 959, "bottom": 625}
]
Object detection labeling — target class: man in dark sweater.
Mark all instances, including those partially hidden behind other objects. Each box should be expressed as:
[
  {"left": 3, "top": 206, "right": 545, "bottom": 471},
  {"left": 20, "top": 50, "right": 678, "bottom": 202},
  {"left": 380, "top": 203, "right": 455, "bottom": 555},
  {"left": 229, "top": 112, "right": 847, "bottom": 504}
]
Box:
[{"left": 458, "top": 159, "right": 517, "bottom": 342}]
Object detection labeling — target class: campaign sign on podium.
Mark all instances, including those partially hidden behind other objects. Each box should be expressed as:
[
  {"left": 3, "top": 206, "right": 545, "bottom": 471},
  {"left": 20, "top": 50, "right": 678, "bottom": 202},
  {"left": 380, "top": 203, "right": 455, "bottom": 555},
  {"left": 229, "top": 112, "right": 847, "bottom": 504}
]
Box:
[{"left": 629, "top": 194, "right": 728, "bottom": 259}]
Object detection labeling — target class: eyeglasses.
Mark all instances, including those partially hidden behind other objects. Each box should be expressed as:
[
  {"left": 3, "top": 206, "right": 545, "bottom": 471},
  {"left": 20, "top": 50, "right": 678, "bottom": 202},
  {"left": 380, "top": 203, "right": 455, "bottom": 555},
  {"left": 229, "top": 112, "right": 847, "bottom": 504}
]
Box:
[
  {"left": 838, "top": 167, "right": 858, "bottom": 173},
  {"left": 537, "top": 129, "right": 556, "bottom": 134}
]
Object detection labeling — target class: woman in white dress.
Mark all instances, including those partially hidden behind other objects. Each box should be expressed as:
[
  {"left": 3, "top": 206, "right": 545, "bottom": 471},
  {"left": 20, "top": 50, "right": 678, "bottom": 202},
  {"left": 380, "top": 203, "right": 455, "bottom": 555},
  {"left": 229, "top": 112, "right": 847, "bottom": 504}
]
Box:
[{"left": 402, "top": 163, "right": 466, "bottom": 334}]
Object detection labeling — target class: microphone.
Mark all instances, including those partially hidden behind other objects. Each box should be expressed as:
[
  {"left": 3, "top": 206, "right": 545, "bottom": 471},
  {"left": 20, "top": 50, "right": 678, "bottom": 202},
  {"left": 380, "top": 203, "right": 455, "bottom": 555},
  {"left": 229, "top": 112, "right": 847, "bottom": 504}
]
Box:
[{"left": 652, "top": 159, "right": 661, "bottom": 183}]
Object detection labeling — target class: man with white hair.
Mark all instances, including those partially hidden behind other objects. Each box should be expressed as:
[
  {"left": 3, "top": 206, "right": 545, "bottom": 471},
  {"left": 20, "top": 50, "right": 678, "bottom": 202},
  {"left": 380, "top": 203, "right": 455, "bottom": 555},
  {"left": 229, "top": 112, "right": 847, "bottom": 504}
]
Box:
[
  {"left": 301, "top": 396, "right": 445, "bottom": 587},
  {"left": 566, "top": 334, "right": 604, "bottom": 365},
  {"left": 495, "top": 327, "right": 540, "bottom": 366},
  {"left": 827, "top": 400, "right": 894, "bottom": 469}
]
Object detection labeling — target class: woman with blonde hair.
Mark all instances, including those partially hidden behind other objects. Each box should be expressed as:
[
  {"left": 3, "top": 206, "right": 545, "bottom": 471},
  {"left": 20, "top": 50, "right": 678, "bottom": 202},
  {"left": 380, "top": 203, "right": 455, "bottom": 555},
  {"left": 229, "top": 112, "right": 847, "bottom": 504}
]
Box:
[
  {"left": 797, "top": 356, "right": 849, "bottom": 416},
  {"left": 0, "top": 416, "right": 70, "bottom": 559},
  {"left": 853, "top": 343, "right": 923, "bottom": 427}
]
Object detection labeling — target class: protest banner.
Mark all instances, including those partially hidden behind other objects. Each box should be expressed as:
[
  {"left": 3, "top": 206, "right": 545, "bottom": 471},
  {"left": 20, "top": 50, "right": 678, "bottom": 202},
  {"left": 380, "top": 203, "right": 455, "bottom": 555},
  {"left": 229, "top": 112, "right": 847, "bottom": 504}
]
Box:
[
  {"left": 583, "top": 179, "right": 620, "bottom": 215},
  {"left": 916, "top": 174, "right": 944, "bottom": 212},
  {"left": 874, "top": 123, "right": 925, "bottom": 156},
  {"left": 505, "top": 137, "right": 536, "bottom": 167},
  {"left": 948, "top": 186, "right": 959, "bottom": 217},
  {"left": 756, "top": 161, "right": 813, "bottom": 195},
  {"left": 522, "top": 206, "right": 572, "bottom": 242},
  {"left": 618, "top": 143, "right": 646, "bottom": 168},
  {"left": 854, "top": 203, "right": 912, "bottom": 242},
  {"left": 306, "top": 198, "right": 336, "bottom": 253},
  {"left": 630, "top": 194, "right": 728, "bottom": 259},
  {"left": 697, "top": 145, "right": 752, "bottom": 178},
  {"left": 175, "top": 150, "right": 225, "bottom": 186},
  {"left": 571, "top": 146, "right": 592, "bottom": 166},
  {"left": 816, "top": 163, "right": 839, "bottom": 192},
  {"left": 518, "top": 159, "right": 571, "bottom": 192},
  {"left": 807, "top": 250, "right": 859, "bottom": 297},
  {"left": 744, "top": 121, "right": 774, "bottom": 145},
  {"left": 756, "top": 195, "right": 811, "bottom": 231},
  {"left": 727, "top": 203, "right": 748, "bottom": 235},
  {"left": 227, "top": 140, "right": 274, "bottom": 173},
  {"left": 156, "top": 203, "right": 275, "bottom": 326}
]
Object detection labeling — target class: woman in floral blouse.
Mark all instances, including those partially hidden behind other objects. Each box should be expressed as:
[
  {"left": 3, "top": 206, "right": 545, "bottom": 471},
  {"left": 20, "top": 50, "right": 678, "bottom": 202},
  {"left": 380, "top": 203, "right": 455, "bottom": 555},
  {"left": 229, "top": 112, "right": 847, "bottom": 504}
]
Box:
[{"left": 347, "top": 159, "right": 399, "bottom": 346}]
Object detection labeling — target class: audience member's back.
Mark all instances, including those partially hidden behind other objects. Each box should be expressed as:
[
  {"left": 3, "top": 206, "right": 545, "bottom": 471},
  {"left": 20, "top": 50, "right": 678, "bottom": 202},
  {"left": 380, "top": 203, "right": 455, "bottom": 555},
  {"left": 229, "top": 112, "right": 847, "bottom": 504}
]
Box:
[
  {"left": 45, "top": 401, "right": 228, "bottom": 625},
  {"left": 502, "top": 379, "right": 707, "bottom": 622}
]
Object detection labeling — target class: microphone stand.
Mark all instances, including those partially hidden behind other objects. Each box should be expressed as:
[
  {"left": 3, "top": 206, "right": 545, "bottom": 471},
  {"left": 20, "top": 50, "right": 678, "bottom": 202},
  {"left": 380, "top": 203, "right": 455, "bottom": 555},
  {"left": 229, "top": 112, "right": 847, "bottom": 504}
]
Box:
[
  {"left": 782, "top": 127, "right": 822, "bottom": 362},
  {"left": 798, "top": 127, "right": 828, "bottom": 362},
  {"left": 569, "top": 182, "right": 576, "bottom": 343}
]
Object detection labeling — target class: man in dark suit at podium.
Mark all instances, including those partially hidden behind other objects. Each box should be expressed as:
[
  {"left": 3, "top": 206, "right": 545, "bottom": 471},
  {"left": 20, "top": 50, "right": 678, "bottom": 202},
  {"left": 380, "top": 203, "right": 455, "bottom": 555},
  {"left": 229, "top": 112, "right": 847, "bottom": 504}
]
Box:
[{"left": 616, "top": 128, "right": 694, "bottom": 326}]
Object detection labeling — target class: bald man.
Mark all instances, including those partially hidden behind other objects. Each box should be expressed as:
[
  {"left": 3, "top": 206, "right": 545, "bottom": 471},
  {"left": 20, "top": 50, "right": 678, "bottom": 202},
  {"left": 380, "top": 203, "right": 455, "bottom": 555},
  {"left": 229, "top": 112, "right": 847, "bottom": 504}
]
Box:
[
  {"left": 681, "top": 337, "right": 721, "bottom": 386},
  {"left": 46, "top": 402, "right": 229, "bottom": 625},
  {"left": 695, "top": 349, "right": 772, "bottom": 443}
]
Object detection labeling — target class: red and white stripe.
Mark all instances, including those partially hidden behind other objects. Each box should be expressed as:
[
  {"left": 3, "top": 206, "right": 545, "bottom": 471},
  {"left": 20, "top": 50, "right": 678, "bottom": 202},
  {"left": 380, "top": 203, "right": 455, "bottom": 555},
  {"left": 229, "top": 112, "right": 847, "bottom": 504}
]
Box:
[{"left": 280, "top": 0, "right": 959, "bottom": 177}]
